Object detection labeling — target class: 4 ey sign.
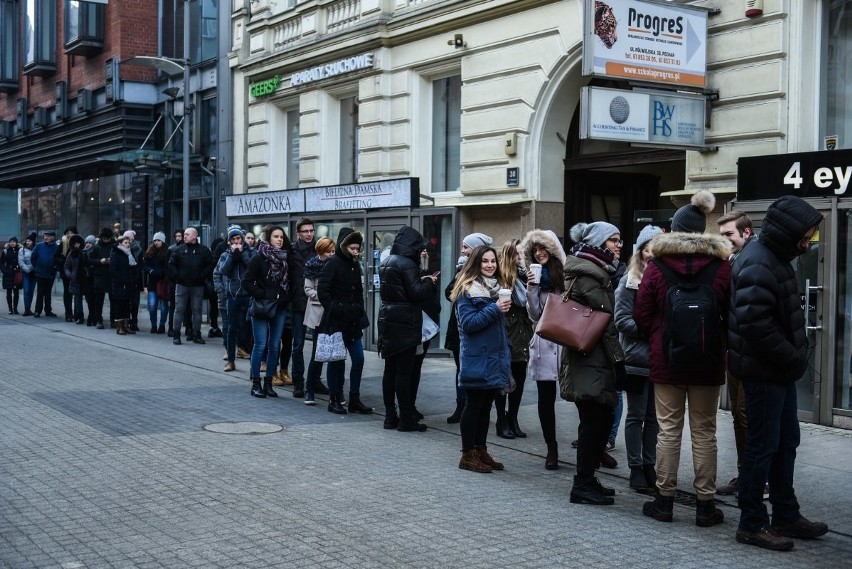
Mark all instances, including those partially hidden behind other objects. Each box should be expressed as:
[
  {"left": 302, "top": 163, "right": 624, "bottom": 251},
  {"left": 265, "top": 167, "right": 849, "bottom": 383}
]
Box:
[{"left": 784, "top": 162, "right": 852, "bottom": 195}]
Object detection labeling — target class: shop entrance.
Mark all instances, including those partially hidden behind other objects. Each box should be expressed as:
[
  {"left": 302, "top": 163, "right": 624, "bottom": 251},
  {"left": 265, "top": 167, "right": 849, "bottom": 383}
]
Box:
[{"left": 731, "top": 200, "right": 834, "bottom": 425}]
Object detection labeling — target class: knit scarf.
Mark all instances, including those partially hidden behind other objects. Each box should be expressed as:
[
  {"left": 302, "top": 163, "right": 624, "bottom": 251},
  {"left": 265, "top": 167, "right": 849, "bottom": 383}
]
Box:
[
  {"left": 303, "top": 255, "right": 327, "bottom": 280},
  {"left": 117, "top": 244, "right": 137, "bottom": 266},
  {"left": 467, "top": 276, "right": 500, "bottom": 300},
  {"left": 570, "top": 242, "right": 618, "bottom": 274},
  {"left": 511, "top": 267, "right": 527, "bottom": 307},
  {"left": 257, "top": 241, "right": 289, "bottom": 292}
]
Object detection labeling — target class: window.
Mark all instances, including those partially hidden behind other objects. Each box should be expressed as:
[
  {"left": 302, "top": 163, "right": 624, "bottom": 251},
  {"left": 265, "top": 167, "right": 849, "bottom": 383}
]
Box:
[
  {"left": 286, "top": 109, "right": 300, "bottom": 189},
  {"left": 64, "top": 0, "right": 104, "bottom": 56},
  {"left": 339, "top": 96, "right": 359, "bottom": 184},
  {"left": 431, "top": 75, "right": 461, "bottom": 192},
  {"left": 161, "top": 0, "right": 218, "bottom": 64},
  {"left": 23, "top": 0, "right": 56, "bottom": 76},
  {"left": 0, "top": 0, "right": 17, "bottom": 91},
  {"left": 824, "top": 0, "right": 852, "bottom": 149}
]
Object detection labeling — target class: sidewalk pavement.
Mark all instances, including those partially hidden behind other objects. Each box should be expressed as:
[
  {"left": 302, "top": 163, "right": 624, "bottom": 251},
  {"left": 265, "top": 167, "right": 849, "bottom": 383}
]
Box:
[{"left": 1, "top": 295, "right": 850, "bottom": 568}]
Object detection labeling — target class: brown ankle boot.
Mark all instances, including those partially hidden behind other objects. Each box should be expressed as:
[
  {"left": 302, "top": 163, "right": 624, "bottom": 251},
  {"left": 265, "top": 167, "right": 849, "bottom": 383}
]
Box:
[
  {"left": 459, "top": 449, "right": 492, "bottom": 473},
  {"left": 476, "top": 446, "right": 504, "bottom": 470},
  {"left": 116, "top": 319, "right": 127, "bottom": 335}
]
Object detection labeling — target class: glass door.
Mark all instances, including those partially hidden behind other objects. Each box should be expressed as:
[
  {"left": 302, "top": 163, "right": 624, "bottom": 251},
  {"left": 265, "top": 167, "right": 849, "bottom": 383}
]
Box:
[
  {"left": 732, "top": 201, "right": 832, "bottom": 424},
  {"left": 365, "top": 222, "right": 410, "bottom": 351}
]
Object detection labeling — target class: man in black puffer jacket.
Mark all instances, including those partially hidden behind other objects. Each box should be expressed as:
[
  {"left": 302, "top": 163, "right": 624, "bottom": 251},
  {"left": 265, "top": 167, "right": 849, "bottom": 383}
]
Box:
[
  {"left": 378, "top": 226, "right": 437, "bottom": 432},
  {"left": 729, "top": 195, "right": 827, "bottom": 551},
  {"left": 169, "top": 227, "right": 213, "bottom": 345}
]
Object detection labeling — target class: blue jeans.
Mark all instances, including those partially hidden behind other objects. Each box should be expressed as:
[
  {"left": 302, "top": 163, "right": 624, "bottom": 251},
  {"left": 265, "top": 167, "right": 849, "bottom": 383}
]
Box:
[
  {"left": 147, "top": 291, "right": 168, "bottom": 328},
  {"left": 226, "top": 295, "right": 250, "bottom": 363},
  {"left": 327, "top": 337, "right": 364, "bottom": 395},
  {"left": 290, "top": 310, "right": 306, "bottom": 383},
  {"left": 22, "top": 272, "right": 36, "bottom": 311},
  {"left": 250, "top": 309, "right": 287, "bottom": 378},
  {"left": 609, "top": 390, "right": 624, "bottom": 443},
  {"left": 738, "top": 381, "right": 801, "bottom": 531}
]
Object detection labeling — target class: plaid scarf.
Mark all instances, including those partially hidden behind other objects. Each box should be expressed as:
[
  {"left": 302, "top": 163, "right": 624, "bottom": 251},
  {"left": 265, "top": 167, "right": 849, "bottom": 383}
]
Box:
[
  {"left": 257, "top": 242, "right": 289, "bottom": 293},
  {"left": 570, "top": 242, "right": 618, "bottom": 274}
]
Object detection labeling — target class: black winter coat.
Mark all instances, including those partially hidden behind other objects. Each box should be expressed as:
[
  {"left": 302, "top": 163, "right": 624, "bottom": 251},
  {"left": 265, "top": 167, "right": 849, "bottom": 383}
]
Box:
[
  {"left": 87, "top": 239, "right": 116, "bottom": 291},
  {"left": 728, "top": 196, "right": 823, "bottom": 385},
  {"left": 317, "top": 228, "right": 366, "bottom": 343},
  {"left": 110, "top": 248, "right": 141, "bottom": 301},
  {"left": 1, "top": 245, "right": 21, "bottom": 289},
  {"left": 242, "top": 249, "right": 295, "bottom": 310},
  {"left": 377, "top": 226, "right": 435, "bottom": 357},
  {"left": 168, "top": 242, "right": 213, "bottom": 287},
  {"left": 444, "top": 272, "right": 460, "bottom": 352},
  {"left": 289, "top": 238, "right": 316, "bottom": 313}
]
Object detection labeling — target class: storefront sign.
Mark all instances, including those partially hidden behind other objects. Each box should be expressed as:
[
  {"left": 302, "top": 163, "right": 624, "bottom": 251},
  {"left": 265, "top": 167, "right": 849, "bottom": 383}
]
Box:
[
  {"left": 305, "top": 178, "right": 419, "bottom": 212},
  {"left": 250, "top": 75, "right": 281, "bottom": 98},
  {"left": 580, "top": 86, "right": 705, "bottom": 147},
  {"left": 290, "top": 53, "right": 375, "bottom": 87},
  {"left": 225, "top": 189, "right": 305, "bottom": 217},
  {"left": 225, "top": 178, "right": 419, "bottom": 217},
  {"left": 582, "top": 0, "right": 707, "bottom": 88},
  {"left": 738, "top": 149, "right": 852, "bottom": 200}
]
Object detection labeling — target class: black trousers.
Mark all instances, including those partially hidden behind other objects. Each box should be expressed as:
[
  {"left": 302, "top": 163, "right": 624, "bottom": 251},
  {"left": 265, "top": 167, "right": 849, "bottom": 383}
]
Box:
[
  {"left": 460, "top": 388, "right": 499, "bottom": 451},
  {"left": 537, "top": 381, "right": 557, "bottom": 445},
  {"left": 34, "top": 276, "right": 54, "bottom": 314},
  {"left": 382, "top": 345, "right": 419, "bottom": 418},
  {"left": 575, "top": 399, "right": 615, "bottom": 479}
]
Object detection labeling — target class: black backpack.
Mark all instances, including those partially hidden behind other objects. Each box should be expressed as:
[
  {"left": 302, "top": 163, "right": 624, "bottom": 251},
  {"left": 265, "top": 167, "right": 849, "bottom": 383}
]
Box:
[{"left": 652, "top": 258, "right": 723, "bottom": 373}]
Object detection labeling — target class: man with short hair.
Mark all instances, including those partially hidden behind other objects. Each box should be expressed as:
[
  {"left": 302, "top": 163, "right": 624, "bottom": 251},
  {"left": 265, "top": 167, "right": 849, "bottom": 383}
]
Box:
[
  {"left": 169, "top": 227, "right": 213, "bottom": 345},
  {"left": 715, "top": 210, "right": 756, "bottom": 496},
  {"left": 244, "top": 232, "right": 256, "bottom": 249},
  {"left": 730, "top": 196, "right": 828, "bottom": 551},
  {"left": 87, "top": 227, "right": 116, "bottom": 328},
  {"left": 281, "top": 217, "right": 317, "bottom": 396},
  {"left": 31, "top": 230, "right": 60, "bottom": 317},
  {"left": 167, "top": 229, "right": 185, "bottom": 337}
]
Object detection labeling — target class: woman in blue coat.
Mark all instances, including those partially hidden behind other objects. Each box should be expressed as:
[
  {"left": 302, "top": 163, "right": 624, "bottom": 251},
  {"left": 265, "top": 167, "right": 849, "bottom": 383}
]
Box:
[{"left": 450, "top": 246, "right": 511, "bottom": 473}]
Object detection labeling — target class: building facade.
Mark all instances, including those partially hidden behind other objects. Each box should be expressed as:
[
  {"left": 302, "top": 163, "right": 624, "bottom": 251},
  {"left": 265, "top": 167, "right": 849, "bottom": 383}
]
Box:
[{"left": 0, "top": 0, "right": 232, "bottom": 246}]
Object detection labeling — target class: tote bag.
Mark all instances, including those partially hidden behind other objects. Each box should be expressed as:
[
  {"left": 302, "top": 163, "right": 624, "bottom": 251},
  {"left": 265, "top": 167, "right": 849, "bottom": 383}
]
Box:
[
  {"left": 314, "top": 331, "right": 347, "bottom": 362},
  {"left": 534, "top": 278, "right": 611, "bottom": 356}
]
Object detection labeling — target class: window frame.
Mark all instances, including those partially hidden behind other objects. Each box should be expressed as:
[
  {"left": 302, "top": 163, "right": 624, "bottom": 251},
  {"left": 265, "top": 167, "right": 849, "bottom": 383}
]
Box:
[
  {"left": 0, "top": 0, "right": 18, "bottom": 91},
  {"left": 64, "top": 0, "right": 104, "bottom": 57},
  {"left": 23, "top": 0, "right": 57, "bottom": 76},
  {"left": 431, "top": 74, "right": 462, "bottom": 193}
]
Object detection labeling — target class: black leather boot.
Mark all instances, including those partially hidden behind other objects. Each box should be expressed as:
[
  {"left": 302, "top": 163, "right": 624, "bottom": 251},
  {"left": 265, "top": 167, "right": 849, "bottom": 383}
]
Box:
[
  {"left": 348, "top": 393, "right": 373, "bottom": 414},
  {"left": 495, "top": 417, "right": 515, "bottom": 439},
  {"left": 446, "top": 402, "right": 464, "bottom": 424},
  {"left": 250, "top": 377, "right": 266, "bottom": 398},
  {"left": 508, "top": 415, "right": 526, "bottom": 438},
  {"left": 384, "top": 408, "right": 399, "bottom": 430},
  {"left": 630, "top": 466, "right": 652, "bottom": 493},
  {"left": 292, "top": 381, "right": 305, "bottom": 398},
  {"left": 695, "top": 499, "right": 724, "bottom": 527},
  {"left": 570, "top": 475, "right": 614, "bottom": 505},
  {"left": 545, "top": 442, "right": 559, "bottom": 470},
  {"left": 327, "top": 394, "right": 347, "bottom": 414},
  {"left": 642, "top": 491, "right": 674, "bottom": 522},
  {"left": 263, "top": 377, "right": 278, "bottom": 397}
]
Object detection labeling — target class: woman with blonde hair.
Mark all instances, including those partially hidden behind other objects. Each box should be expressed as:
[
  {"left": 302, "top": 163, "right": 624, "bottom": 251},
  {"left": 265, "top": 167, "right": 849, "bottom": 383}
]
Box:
[
  {"left": 495, "top": 239, "right": 533, "bottom": 438},
  {"left": 520, "top": 229, "right": 567, "bottom": 470},
  {"left": 302, "top": 236, "right": 335, "bottom": 405},
  {"left": 451, "top": 246, "right": 512, "bottom": 473},
  {"left": 614, "top": 225, "right": 662, "bottom": 493}
]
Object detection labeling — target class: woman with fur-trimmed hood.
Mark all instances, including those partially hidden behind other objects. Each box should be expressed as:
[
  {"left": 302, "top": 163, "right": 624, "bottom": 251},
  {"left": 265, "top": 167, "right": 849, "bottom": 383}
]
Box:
[
  {"left": 519, "top": 229, "right": 567, "bottom": 471},
  {"left": 633, "top": 189, "right": 731, "bottom": 527}
]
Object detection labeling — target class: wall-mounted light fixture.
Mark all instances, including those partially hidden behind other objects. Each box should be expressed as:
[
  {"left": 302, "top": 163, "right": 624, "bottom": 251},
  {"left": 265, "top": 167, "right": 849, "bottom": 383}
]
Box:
[{"left": 448, "top": 34, "right": 467, "bottom": 49}]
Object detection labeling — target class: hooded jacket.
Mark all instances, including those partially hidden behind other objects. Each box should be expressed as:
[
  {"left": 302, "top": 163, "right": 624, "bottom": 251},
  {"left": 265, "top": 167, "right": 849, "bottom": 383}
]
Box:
[
  {"left": 317, "top": 228, "right": 366, "bottom": 343},
  {"left": 377, "top": 226, "right": 435, "bottom": 358},
  {"left": 213, "top": 246, "right": 253, "bottom": 300},
  {"left": 520, "top": 229, "right": 566, "bottom": 382},
  {"left": 87, "top": 238, "right": 116, "bottom": 291},
  {"left": 728, "top": 196, "right": 823, "bottom": 384},
  {"left": 456, "top": 279, "right": 511, "bottom": 390},
  {"left": 633, "top": 232, "right": 732, "bottom": 386}
]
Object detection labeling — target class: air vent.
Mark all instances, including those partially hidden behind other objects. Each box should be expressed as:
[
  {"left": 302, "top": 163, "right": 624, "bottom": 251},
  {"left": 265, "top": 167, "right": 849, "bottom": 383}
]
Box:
[
  {"left": 33, "top": 107, "right": 47, "bottom": 128},
  {"left": 76, "top": 89, "right": 93, "bottom": 113}
]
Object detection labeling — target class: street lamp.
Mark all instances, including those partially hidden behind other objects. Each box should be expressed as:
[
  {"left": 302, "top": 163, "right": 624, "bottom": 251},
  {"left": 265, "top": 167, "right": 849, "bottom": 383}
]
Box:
[{"left": 124, "top": 2, "right": 191, "bottom": 231}]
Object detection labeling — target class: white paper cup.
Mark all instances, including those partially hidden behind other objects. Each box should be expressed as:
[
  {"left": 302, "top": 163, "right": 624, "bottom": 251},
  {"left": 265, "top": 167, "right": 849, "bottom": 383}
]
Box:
[
  {"left": 498, "top": 288, "right": 512, "bottom": 303},
  {"left": 529, "top": 263, "right": 542, "bottom": 284}
]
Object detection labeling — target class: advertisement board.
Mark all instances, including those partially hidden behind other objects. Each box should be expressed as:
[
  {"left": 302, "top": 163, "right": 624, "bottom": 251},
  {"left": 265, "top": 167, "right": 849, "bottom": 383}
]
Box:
[
  {"left": 583, "top": 0, "right": 708, "bottom": 88},
  {"left": 580, "top": 86, "right": 706, "bottom": 147}
]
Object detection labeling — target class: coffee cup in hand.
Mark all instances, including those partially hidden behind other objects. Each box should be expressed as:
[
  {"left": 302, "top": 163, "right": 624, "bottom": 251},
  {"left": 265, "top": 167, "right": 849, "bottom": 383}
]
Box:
[
  {"left": 498, "top": 288, "right": 512, "bottom": 303},
  {"left": 529, "top": 263, "right": 542, "bottom": 284}
]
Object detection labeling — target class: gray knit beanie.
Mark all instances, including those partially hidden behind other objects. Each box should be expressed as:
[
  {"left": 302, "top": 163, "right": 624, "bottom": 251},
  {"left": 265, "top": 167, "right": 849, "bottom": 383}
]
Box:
[
  {"left": 462, "top": 232, "right": 493, "bottom": 250},
  {"left": 634, "top": 225, "right": 663, "bottom": 251},
  {"left": 569, "top": 221, "right": 621, "bottom": 248}
]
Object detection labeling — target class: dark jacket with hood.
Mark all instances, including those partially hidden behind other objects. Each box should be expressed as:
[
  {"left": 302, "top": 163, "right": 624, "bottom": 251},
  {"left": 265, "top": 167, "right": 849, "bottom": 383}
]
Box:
[
  {"left": 1, "top": 241, "right": 21, "bottom": 289},
  {"left": 633, "top": 232, "right": 732, "bottom": 386},
  {"left": 290, "top": 238, "right": 316, "bottom": 313},
  {"left": 88, "top": 238, "right": 116, "bottom": 291},
  {"left": 168, "top": 241, "right": 214, "bottom": 287},
  {"left": 727, "top": 196, "right": 823, "bottom": 385},
  {"left": 377, "top": 226, "right": 436, "bottom": 358},
  {"left": 62, "top": 235, "right": 86, "bottom": 295},
  {"left": 110, "top": 246, "right": 141, "bottom": 301},
  {"left": 317, "top": 228, "right": 366, "bottom": 343}
]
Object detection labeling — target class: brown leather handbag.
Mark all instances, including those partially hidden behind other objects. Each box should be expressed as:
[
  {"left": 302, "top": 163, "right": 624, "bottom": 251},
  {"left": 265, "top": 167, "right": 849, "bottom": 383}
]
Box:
[{"left": 534, "top": 278, "right": 611, "bottom": 355}]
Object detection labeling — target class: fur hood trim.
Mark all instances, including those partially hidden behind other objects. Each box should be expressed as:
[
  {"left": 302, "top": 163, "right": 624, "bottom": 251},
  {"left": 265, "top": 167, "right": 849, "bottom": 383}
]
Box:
[
  {"left": 650, "top": 231, "right": 731, "bottom": 260},
  {"left": 466, "top": 279, "right": 494, "bottom": 299},
  {"left": 520, "top": 229, "right": 567, "bottom": 269}
]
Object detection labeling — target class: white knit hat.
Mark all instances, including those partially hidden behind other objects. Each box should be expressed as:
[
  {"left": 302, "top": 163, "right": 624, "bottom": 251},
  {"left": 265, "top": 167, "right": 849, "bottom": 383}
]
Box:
[{"left": 152, "top": 231, "right": 166, "bottom": 243}]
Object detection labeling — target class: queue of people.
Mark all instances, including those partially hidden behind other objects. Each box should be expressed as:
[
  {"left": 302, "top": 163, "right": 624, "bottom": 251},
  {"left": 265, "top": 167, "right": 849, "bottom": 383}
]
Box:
[{"left": 4, "top": 193, "right": 829, "bottom": 552}]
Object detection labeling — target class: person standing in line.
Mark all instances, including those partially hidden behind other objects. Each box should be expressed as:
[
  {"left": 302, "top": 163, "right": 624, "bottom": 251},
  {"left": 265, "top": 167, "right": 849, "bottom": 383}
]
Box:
[
  {"left": 110, "top": 234, "right": 141, "bottom": 335},
  {"left": 520, "top": 229, "right": 567, "bottom": 470},
  {"left": 169, "top": 227, "right": 214, "bottom": 345},
  {"left": 714, "top": 210, "right": 756, "bottom": 496},
  {"left": 634, "top": 190, "right": 730, "bottom": 526},
  {"left": 144, "top": 232, "right": 170, "bottom": 334},
  {"left": 729, "top": 196, "right": 828, "bottom": 551},
  {"left": 242, "top": 226, "right": 294, "bottom": 398},
  {"left": 81, "top": 236, "right": 96, "bottom": 325},
  {"left": 409, "top": 246, "right": 442, "bottom": 422},
  {"left": 31, "top": 230, "right": 60, "bottom": 318},
  {"left": 2, "top": 236, "right": 22, "bottom": 315},
  {"left": 378, "top": 226, "right": 437, "bottom": 431},
  {"left": 57, "top": 226, "right": 77, "bottom": 321},
  {"left": 614, "top": 224, "right": 662, "bottom": 494},
  {"left": 121, "top": 230, "right": 143, "bottom": 332},
  {"left": 451, "top": 245, "right": 512, "bottom": 473},
  {"left": 279, "top": 217, "right": 317, "bottom": 396},
  {"left": 317, "top": 228, "right": 372, "bottom": 415},
  {"left": 495, "top": 239, "right": 533, "bottom": 439},
  {"left": 214, "top": 225, "right": 253, "bottom": 373},
  {"left": 88, "top": 227, "right": 116, "bottom": 329},
  {"left": 444, "top": 232, "right": 493, "bottom": 424},
  {"left": 18, "top": 234, "right": 37, "bottom": 316},
  {"left": 62, "top": 234, "right": 86, "bottom": 324},
  {"left": 302, "top": 237, "right": 335, "bottom": 405},
  {"left": 561, "top": 221, "right": 624, "bottom": 505},
  {"left": 167, "top": 229, "right": 185, "bottom": 337}
]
